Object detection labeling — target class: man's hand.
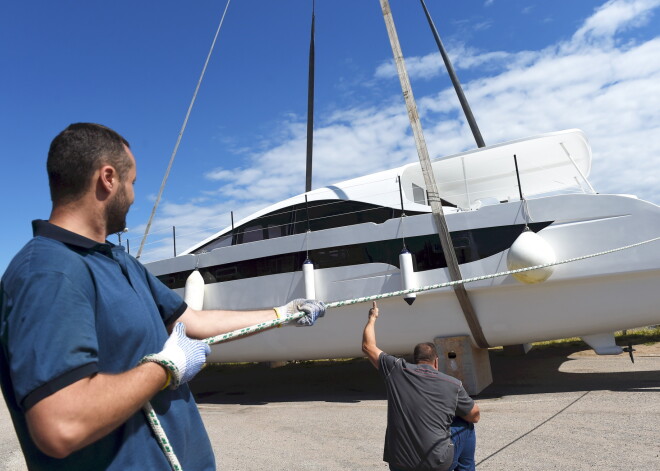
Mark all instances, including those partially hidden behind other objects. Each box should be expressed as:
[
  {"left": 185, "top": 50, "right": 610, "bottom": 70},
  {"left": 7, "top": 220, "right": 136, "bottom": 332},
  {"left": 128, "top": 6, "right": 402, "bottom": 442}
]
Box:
[
  {"left": 362, "top": 301, "right": 383, "bottom": 369},
  {"left": 369, "top": 301, "right": 379, "bottom": 320},
  {"left": 275, "top": 298, "right": 327, "bottom": 326},
  {"left": 141, "top": 322, "right": 211, "bottom": 389}
]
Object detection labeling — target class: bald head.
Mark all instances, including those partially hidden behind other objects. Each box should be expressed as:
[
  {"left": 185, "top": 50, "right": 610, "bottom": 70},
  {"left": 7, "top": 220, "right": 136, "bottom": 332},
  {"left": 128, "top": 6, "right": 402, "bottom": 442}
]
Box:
[{"left": 413, "top": 342, "right": 438, "bottom": 365}]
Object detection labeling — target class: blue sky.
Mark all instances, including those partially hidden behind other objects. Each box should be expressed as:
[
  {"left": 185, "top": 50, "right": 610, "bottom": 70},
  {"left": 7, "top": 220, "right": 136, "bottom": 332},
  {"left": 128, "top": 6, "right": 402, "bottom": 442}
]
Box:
[{"left": 1, "top": 0, "right": 660, "bottom": 272}]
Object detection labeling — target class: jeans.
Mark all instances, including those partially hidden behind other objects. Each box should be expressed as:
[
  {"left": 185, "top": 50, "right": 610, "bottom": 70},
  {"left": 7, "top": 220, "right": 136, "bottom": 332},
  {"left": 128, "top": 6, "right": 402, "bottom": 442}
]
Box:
[
  {"left": 387, "top": 418, "right": 476, "bottom": 471},
  {"left": 449, "top": 417, "right": 476, "bottom": 471}
]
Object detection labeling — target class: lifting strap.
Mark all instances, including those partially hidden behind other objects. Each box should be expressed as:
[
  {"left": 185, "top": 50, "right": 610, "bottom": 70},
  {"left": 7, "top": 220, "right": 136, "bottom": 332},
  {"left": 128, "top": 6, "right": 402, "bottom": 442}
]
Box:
[{"left": 378, "top": 0, "right": 489, "bottom": 348}]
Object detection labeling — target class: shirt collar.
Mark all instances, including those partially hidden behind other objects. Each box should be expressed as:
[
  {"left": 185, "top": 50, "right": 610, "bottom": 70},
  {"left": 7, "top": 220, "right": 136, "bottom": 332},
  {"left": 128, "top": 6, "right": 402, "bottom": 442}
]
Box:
[{"left": 32, "top": 219, "right": 116, "bottom": 253}]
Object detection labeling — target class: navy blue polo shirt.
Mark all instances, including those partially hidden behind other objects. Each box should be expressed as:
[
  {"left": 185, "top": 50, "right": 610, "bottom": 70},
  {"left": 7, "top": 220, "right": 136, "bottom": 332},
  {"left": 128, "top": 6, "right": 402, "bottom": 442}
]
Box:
[
  {"left": 379, "top": 353, "right": 474, "bottom": 471},
  {"left": 0, "top": 220, "right": 215, "bottom": 470}
]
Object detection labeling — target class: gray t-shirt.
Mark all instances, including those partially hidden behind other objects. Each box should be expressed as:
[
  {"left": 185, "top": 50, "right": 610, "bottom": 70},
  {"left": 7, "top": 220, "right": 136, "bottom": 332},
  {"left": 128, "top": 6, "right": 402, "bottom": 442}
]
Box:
[{"left": 379, "top": 352, "right": 474, "bottom": 471}]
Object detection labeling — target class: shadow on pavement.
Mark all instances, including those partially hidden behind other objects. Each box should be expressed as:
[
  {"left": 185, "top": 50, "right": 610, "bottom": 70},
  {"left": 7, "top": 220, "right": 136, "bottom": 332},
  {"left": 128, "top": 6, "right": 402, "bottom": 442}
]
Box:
[{"left": 190, "top": 342, "right": 660, "bottom": 405}]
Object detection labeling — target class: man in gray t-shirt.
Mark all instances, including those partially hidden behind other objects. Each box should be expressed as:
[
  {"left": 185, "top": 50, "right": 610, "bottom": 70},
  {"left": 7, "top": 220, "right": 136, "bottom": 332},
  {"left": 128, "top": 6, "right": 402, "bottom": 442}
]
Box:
[{"left": 362, "top": 302, "right": 480, "bottom": 471}]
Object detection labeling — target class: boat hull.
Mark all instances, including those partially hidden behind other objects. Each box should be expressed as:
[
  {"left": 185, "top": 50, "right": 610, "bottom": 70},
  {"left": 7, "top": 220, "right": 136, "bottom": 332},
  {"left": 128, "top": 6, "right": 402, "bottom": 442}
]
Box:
[{"left": 146, "top": 193, "right": 660, "bottom": 362}]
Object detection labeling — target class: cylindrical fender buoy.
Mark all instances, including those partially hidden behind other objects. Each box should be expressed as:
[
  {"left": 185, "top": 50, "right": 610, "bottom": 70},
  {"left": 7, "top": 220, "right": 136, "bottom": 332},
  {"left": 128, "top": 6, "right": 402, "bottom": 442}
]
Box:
[
  {"left": 184, "top": 269, "right": 205, "bottom": 310},
  {"left": 506, "top": 228, "right": 556, "bottom": 283},
  {"left": 303, "top": 259, "right": 316, "bottom": 299},
  {"left": 399, "top": 248, "right": 417, "bottom": 305}
]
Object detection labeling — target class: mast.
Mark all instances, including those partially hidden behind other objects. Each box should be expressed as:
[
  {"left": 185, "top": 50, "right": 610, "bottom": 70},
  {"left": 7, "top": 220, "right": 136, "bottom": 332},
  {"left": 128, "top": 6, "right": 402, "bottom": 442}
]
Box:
[
  {"left": 305, "top": 1, "right": 316, "bottom": 193},
  {"left": 419, "top": 0, "right": 485, "bottom": 148},
  {"left": 379, "top": 0, "right": 489, "bottom": 348}
]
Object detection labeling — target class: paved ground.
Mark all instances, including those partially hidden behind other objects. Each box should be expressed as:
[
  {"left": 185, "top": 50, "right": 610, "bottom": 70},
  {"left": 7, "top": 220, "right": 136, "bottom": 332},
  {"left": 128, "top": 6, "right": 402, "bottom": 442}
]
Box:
[{"left": 1, "top": 343, "right": 658, "bottom": 470}]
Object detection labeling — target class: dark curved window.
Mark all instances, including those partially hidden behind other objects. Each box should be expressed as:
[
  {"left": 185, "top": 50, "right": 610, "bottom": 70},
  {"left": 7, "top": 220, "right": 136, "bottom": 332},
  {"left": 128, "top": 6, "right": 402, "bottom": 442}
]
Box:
[
  {"left": 159, "top": 221, "right": 553, "bottom": 289},
  {"left": 194, "top": 199, "right": 426, "bottom": 254}
]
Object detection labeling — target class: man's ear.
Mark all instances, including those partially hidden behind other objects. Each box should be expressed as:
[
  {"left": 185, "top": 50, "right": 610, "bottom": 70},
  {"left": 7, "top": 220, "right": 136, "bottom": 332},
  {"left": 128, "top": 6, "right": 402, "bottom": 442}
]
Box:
[
  {"left": 98, "top": 165, "right": 117, "bottom": 192},
  {"left": 95, "top": 165, "right": 118, "bottom": 201}
]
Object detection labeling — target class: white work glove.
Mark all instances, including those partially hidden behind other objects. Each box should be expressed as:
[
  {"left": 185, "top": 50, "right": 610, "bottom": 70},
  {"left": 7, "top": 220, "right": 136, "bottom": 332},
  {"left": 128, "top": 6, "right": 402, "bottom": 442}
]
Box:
[
  {"left": 141, "top": 322, "right": 211, "bottom": 389},
  {"left": 275, "top": 298, "right": 326, "bottom": 326}
]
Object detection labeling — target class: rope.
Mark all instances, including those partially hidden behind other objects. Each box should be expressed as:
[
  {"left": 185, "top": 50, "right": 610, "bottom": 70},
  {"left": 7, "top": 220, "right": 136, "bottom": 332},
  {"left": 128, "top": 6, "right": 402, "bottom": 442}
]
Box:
[
  {"left": 147, "top": 234, "right": 660, "bottom": 469},
  {"left": 136, "top": 0, "right": 232, "bottom": 259},
  {"left": 203, "top": 234, "right": 660, "bottom": 344},
  {"left": 143, "top": 402, "right": 182, "bottom": 470}
]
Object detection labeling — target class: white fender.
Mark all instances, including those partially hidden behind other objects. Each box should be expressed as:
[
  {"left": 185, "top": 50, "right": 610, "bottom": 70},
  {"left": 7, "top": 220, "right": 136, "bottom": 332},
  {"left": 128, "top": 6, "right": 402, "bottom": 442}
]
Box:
[
  {"left": 399, "top": 249, "right": 417, "bottom": 305},
  {"left": 184, "top": 269, "right": 205, "bottom": 310},
  {"left": 506, "top": 229, "right": 556, "bottom": 284},
  {"left": 303, "top": 259, "right": 316, "bottom": 299}
]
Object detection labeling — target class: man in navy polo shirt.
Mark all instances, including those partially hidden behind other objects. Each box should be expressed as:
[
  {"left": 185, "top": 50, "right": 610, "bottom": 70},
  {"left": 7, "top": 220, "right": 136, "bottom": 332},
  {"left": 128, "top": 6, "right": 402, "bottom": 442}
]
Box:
[
  {"left": 362, "top": 301, "right": 480, "bottom": 471},
  {"left": 0, "top": 123, "right": 326, "bottom": 470}
]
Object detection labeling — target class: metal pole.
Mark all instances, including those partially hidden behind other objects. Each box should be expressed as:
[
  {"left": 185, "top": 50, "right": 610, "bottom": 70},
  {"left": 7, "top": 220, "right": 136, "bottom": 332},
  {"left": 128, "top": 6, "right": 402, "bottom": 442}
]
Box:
[
  {"left": 419, "top": 0, "right": 485, "bottom": 148},
  {"left": 513, "top": 154, "right": 524, "bottom": 202},
  {"left": 397, "top": 176, "right": 407, "bottom": 249},
  {"left": 304, "top": 194, "right": 312, "bottom": 233},
  {"left": 379, "top": 0, "right": 488, "bottom": 348},
  {"left": 305, "top": 0, "right": 316, "bottom": 193},
  {"left": 230, "top": 211, "right": 235, "bottom": 244},
  {"left": 397, "top": 176, "right": 406, "bottom": 215},
  {"left": 173, "top": 226, "right": 177, "bottom": 257}
]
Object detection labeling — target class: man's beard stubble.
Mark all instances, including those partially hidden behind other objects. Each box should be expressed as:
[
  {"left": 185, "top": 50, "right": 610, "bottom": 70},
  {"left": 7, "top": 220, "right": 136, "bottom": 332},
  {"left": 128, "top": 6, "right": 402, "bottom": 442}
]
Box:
[{"left": 105, "top": 184, "right": 130, "bottom": 236}]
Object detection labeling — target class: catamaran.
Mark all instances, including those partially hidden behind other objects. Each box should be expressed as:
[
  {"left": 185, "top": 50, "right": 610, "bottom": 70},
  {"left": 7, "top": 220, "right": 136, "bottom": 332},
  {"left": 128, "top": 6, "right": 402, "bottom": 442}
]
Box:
[
  {"left": 145, "top": 127, "right": 660, "bottom": 362},
  {"left": 143, "top": 2, "right": 660, "bottom": 364}
]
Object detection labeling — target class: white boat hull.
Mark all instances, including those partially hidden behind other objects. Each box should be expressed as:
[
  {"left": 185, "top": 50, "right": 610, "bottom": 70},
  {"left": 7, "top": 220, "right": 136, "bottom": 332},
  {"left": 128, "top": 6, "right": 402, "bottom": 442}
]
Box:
[{"left": 147, "top": 193, "right": 660, "bottom": 362}]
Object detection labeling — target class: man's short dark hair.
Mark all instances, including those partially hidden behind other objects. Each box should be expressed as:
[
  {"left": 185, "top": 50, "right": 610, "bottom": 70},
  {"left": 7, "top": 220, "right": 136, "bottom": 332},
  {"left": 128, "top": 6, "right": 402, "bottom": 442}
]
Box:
[
  {"left": 413, "top": 342, "right": 438, "bottom": 364},
  {"left": 47, "top": 123, "right": 131, "bottom": 205}
]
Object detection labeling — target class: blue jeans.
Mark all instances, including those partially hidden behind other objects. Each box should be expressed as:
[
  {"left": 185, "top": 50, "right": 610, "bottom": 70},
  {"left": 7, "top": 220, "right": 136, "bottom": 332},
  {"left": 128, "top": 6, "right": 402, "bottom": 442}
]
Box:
[
  {"left": 388, "top": 418, "right": 476, "bottom": 471},
  {"left": 449, "top": 417, "right": 476, "bottom": 470}
]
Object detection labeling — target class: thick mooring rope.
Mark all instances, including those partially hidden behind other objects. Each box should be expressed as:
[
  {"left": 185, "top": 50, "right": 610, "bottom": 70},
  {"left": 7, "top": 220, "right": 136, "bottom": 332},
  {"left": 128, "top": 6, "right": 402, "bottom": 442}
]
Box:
[{"left": 147, "top": 234, "right": 660, "bottom": 470}]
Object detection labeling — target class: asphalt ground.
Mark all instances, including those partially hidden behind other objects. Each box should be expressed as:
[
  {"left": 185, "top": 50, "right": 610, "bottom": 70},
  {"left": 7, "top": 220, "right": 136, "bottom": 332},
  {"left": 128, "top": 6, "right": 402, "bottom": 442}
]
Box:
[{"left": 1, "top": 343, "right": 658, "bottom": 470}]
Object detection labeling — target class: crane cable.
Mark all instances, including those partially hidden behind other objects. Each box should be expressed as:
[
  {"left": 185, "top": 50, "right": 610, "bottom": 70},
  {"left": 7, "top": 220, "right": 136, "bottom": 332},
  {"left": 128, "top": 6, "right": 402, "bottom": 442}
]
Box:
[{"left": 136, "top": 0, "right": 232, "bottom": 259}]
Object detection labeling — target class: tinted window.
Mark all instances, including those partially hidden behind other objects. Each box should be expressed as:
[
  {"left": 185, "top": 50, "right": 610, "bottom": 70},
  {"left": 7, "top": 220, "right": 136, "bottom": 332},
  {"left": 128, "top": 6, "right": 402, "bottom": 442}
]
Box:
[{"left": 194, "top": 199, "right": 425, "bottom": 254}]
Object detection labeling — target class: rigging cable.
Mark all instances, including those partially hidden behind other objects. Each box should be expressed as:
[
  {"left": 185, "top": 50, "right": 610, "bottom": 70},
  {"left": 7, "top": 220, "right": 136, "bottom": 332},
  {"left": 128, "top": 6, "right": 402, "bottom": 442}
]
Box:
[{"left": 136, "top": 0, "right": 232, "bottom": 259}]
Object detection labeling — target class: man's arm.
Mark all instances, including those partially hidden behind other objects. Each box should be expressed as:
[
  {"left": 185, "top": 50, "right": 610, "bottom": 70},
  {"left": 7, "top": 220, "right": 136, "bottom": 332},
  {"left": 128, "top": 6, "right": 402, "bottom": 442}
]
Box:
[
  {"left": 25, "top": 322, "right": 208, "bottom": 459},
  {"left": 362, "top": 301, "right": 383, "bottom": 369},
  {"left": 176, "top": 299, "right": 326, "bottom": 340},
  {"left": 176, "top": 306, "right": 277, "bottom": 339},
  {"left": 461, "top": 403, "right": 480, "bottom": 423},
  {"left": 25, "top": 362, "right": 168, "bottom": 459}
]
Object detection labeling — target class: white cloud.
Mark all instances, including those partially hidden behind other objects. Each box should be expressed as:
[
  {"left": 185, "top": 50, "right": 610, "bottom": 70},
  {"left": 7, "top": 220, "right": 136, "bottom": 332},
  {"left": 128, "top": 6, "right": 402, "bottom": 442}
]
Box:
[
  {"left": 573, "top": 0, "right": 660, "bottom": 44},
  {"left": 137, "top": 0, "right": 660, "bottom": 262}
]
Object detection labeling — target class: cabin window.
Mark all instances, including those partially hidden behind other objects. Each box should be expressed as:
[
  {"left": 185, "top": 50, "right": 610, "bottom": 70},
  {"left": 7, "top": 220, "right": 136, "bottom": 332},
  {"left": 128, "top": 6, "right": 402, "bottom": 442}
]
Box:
[
  {"left": 157, "top": 221, "right": 554, "bottom": 289},
  {"left": 241, "top": 224, "right": 263, "bottom": 243},
  {"left": 196, "top": 233, "right": 232, "bottom": 253},
  {"left": 412, "top": 183, "right": 427, "bottom": 205},
  {"left": 194, "top": 199, "right": 426, "bottom": 253}
]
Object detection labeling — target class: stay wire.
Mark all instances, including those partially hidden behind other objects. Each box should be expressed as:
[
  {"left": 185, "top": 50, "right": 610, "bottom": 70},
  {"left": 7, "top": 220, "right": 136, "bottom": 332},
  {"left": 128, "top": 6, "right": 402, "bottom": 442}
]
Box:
[{"left": 136, "top": 0, "right": 232, "bottom": 259}]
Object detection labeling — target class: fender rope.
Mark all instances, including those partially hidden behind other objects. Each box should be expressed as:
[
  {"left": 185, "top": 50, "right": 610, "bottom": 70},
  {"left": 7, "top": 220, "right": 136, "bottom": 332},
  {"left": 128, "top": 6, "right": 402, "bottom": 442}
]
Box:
[{"left": 146, "top": 234, "right": 660, "bottom": 469}]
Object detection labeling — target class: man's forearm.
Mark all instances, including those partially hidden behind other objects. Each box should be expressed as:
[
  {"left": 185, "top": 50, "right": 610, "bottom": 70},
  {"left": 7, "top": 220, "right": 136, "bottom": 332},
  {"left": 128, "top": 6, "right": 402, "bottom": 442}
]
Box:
[
  {"left": 26, "top": 362, "right": 168, "bottom": 459},
  {"left": 177, "top": 307, "right": 278, "bottom": 340},
  {"left": 362, "top": 316, "right": 382, "bottom": 368},
  {"left": 362, "top": 317, "right": 377, "bottom": 352}
]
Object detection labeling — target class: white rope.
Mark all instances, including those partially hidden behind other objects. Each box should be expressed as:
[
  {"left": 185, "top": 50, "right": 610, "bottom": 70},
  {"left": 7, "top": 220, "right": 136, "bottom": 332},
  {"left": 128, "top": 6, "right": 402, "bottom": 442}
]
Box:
[
  {"left": 137, "top": 0, "right": 232, "bottom": 259},
  {"left": 143, "top": 402, "right": 183, "bottom": 470},
  {"left": 148, "top": 233, "right": 660, "bottom": 469}
]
